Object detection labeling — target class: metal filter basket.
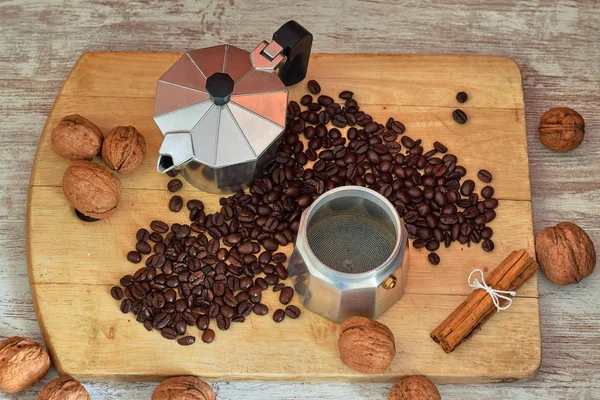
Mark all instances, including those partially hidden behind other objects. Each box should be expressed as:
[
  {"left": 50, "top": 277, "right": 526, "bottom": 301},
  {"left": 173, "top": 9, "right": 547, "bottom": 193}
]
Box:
[{"left": 287, "top": 186, "right": 409, "bottom": 323}]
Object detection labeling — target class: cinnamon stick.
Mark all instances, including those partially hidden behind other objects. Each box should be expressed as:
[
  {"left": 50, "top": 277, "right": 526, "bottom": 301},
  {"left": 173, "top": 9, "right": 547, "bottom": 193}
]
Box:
[{"left": 430, "top": 249, "right": 538, "bottom": 353}]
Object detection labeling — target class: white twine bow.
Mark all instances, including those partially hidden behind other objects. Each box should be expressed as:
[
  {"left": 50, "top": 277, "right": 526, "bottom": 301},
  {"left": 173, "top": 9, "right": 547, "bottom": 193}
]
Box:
[{"left": 468, "top": 269, "right": 517, "bottom": 312}]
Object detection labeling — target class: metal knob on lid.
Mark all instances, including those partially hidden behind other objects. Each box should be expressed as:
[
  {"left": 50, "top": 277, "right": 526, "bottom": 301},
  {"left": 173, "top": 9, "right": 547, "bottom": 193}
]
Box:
[{"left": 153, "top": 21, "right": 312, "bottom": 193}]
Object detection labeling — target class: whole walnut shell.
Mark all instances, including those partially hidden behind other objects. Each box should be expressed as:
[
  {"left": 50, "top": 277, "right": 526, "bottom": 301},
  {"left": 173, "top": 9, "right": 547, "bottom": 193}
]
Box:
[
  {"left": 152, "top": 376, "right": 215, "bottom": 400},
  {"left": 63, "top": 161, "right": 121, "bottom": 219},
  {"left": 338, "top": 316, "right": 396, "bottom": 374},
  {"left": 51, "top": 114, "right": 103, "bottom": 160},
  {"left": 538, "top": 107, "right": 585, "bottom": 152},
  {"left": 102, "top": 126, "right": 146, "bottom": 173},
  {"left": 37, "top": 375, "right": 90, "bottom": 400},
  {"left": 388, "top": 375, "right": 441, "bottom": 400},
  {"left": 536, "top": 222, "right": 596, "bottom": 285},
  {"left": 0, "top": 337, "right": 51, "bottom": 393}
]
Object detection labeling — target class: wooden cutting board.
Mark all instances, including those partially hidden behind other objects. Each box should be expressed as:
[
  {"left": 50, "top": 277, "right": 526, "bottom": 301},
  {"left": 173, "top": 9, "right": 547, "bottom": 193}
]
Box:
[{"left": 27, "top": 52, "right": 540, "bottom": 383}]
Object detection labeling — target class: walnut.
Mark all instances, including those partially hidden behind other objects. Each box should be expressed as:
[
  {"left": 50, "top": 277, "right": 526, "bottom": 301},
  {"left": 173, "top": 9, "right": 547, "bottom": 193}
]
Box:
[
  {"left": 388, "top": 375, "right": 441, "bottom": 400},
  {"left": 338, "top": 316, "right": 396, "bottom": 374},
  {"left": 0, "top": 337, "right": 51, "bottom": 393},
  {"left": 37, "top": 375, "right": 90, "bottom": 400},
  {"left": 62, "top": 161, "right": 121, "bottom": 219},
  {"left": 152, "top": 376, "right": 215, "bottom": 400},
  {"left": 538, "top": 107, "right": 585, "bottom": 152},
  {"left": 51, "top": 114, "right": 103, "bottom": 160},
  {"left": 102, "top": 126, "right": 146, "bottom": 173},
  {"left": 536, "top": 222, "right": 596, "bottom": 285}
]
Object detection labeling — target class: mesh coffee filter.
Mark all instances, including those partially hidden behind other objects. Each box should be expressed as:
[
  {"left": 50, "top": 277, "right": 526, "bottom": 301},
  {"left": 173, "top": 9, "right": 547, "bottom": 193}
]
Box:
[
  {"left": 289, "top": 186, "right": 408, "bottom": 322},
  {"left": 306, "top": 198, "right": 397, "bottom": 274}
]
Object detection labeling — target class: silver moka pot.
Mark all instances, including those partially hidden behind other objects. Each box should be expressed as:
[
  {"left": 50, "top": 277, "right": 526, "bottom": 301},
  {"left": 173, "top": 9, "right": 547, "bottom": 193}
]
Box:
[{"left": 153, "top": 21, "right": 312, "bottom": 193}]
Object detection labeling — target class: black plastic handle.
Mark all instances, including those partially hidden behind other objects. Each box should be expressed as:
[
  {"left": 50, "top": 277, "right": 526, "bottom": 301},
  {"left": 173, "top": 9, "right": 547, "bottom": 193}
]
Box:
[{"left": 272, "top": 20, "right": 313, "bottom": 86}]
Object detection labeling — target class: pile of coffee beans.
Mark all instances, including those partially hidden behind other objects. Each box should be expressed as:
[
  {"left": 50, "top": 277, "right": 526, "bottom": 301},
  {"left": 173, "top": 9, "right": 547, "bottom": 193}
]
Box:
[{"left": 112, "top": 81, "right": 498, "bottom": 343}]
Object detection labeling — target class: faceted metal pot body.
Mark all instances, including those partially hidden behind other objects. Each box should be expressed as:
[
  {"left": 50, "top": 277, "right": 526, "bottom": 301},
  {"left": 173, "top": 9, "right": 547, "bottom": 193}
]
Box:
[
  {"left": 287, "top": 186, "right": 409, "bottom": 323},
  {"left": 153, "top": 44, "right": 288, "bottom": 193}
]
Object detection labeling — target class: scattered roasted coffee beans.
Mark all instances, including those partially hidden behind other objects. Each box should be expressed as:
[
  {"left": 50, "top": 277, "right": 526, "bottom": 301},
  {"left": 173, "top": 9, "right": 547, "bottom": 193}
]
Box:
[
  {"left": 113, "top": 80, "right": 500, "bottom": 345},
  {"left": 452, "top": 109, "right": 468, "bottom": 124},
  {"left": 456, "top": 91, "right": 468, "bottom": 103}
]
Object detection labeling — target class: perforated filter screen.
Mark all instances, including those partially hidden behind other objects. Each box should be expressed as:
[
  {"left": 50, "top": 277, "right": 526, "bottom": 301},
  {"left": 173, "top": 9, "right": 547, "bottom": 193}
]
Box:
[{"left": 306, "top": 197, "right": 397, "bottom": 274}]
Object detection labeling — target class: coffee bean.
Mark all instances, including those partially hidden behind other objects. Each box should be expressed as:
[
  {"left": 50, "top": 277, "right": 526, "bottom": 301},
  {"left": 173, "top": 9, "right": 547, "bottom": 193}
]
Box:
[
  {"left": 110, "top": 286, "right": 123, "bottom": 300},
  {"left": 248, "top": 284, "right": 262, "bottom": 304},
  {"left": 178, "top": 336, "right": 195, "bottom": 346},
  {"left": 237, "top": 300, "right": 253, "bottom": 317},
  {"left": 127, "top": 251, "right": 142, "bottom": 263},
  {"left": 339, "top": 90, "right": 354, "bottom": 99},
  {"left": 456, "top": 91, "right": 468, "bottom": 103},
  {"left": 481, "top": 227, "right": 493, "bottom": 239},
  {"left": 186, "top": 199, "right": 204, "bottom": 212},
  {"left": 167, "top": 179, "right": 183, "bottom": 192},
  {"left": 150, "top": 220, "right": 169, "bottom": 233},
  {"left": 255, "top": 277, "right": 268, "bottom": 290},
  {"left": 481, "top": 186, "right": 494, "bottom": 199},
  {"left": 279, "top": 286, "right": 294, "bottom": 305},
  {"left": 484, "top": 209, "right": 496, "bottom": 222},
  {"left": 273, "top": 309, "right": 286, "bottom": 323},
  {"left": 452, "top": 109, "right": 468, "bottom": 124},
  {"left": 433, "top": 141, "right": 448, "bottom": 153},
  {"left": 307, "top": 80, "right": 321, "bottom": 94},
  {"left": 136, "top": 241, "right": 151, "bottom": 254},
  {"left": 428, "top": 252, "right": 441, "bottom": 265},
  {"left": 273, "top": 282, "right": 285, "bottom": 292},
  {"left": 285, "top": 305, "right": 301, "bottom": 319},
  {"left": 482, "top": 239, "right": 495, "bottom": 252},
  {"left": 460, "top": 180, "right": 475, "bottom": 196},
  {"left": 287, "top": 101, "right": 301, "bottom": 117},
  {"left": 168, "top": 195, "right": 183, "bottom": 212},
  {"left": 300, "top": 94, "right": 313, "bottom": 105},
  {"left": 253, "top": 303, "right": 269, "bottom": 316},
  {"left": 196, "top": 316, "right": 210, "bottom": 331},
  {"left": 332, "top": 115, "right": 347, "bottom": 128},
  {"left": 202, "top": 329, "right": 215, "bottom": 343},
  {"left": 390, "top": 120, "right": 405, "bottom": 134},
  {"left": 136, "top": 228, "right": 150, "bottom": 242},
  {"left": 426, "top": 240, "right": 440, "bottom": 251},
  {"left": 477, "top": 169, "right": 493, "bottom": 183},
  {"left": 161, "top": 328, "right": 177, "bottom": 340}
]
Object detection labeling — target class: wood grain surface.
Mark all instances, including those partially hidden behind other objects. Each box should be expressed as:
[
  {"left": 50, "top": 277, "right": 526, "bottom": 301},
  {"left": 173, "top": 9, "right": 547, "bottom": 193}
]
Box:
[
  {"left": 1, "top": 0, "right": 599, "bottom": 399},
  {"left": 28, "top": 52, "right": 539, "bottom": 383}
]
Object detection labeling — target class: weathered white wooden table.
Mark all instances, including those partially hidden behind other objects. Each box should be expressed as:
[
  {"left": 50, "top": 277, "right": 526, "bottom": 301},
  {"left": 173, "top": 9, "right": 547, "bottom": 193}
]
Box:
[{"left": 1, "top": 1, "right": 598, "bottom": 399}]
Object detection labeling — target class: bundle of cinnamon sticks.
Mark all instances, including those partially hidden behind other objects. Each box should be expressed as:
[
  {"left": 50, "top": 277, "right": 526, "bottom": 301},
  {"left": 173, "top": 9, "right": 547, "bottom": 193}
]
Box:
[{"left": 431, "top": 249, "right": 538, "bottom": 353}]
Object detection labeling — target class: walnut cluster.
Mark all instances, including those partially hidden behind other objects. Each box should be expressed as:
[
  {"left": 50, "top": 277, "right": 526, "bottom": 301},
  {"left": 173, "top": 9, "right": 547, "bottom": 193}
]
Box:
[
  {"left": 538, "top": 107, "right": 585, "bottom": 152},
  {"left": 0, "top": 337, "right": 51, "bottom": 393},
  {"left": 38, "top": 375, "right": 90, "bottom": 400},
  {"left": 338, "top": 316, "right": 396, "bottom": 374},
  {"left": 388, "top": 375, "right": 441, "bottom": 400},
  {"left": 536, "top": 222, "right": 596, "bottom": 285},
  {"left": 152, "top": 376, "right": 216, "bottom": 400},
  {"left": 51, "top": 114, "right": 146, "bottom": 220},
  {"left": 62, "top": 161, "right": 122, "bottom": 220}
]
